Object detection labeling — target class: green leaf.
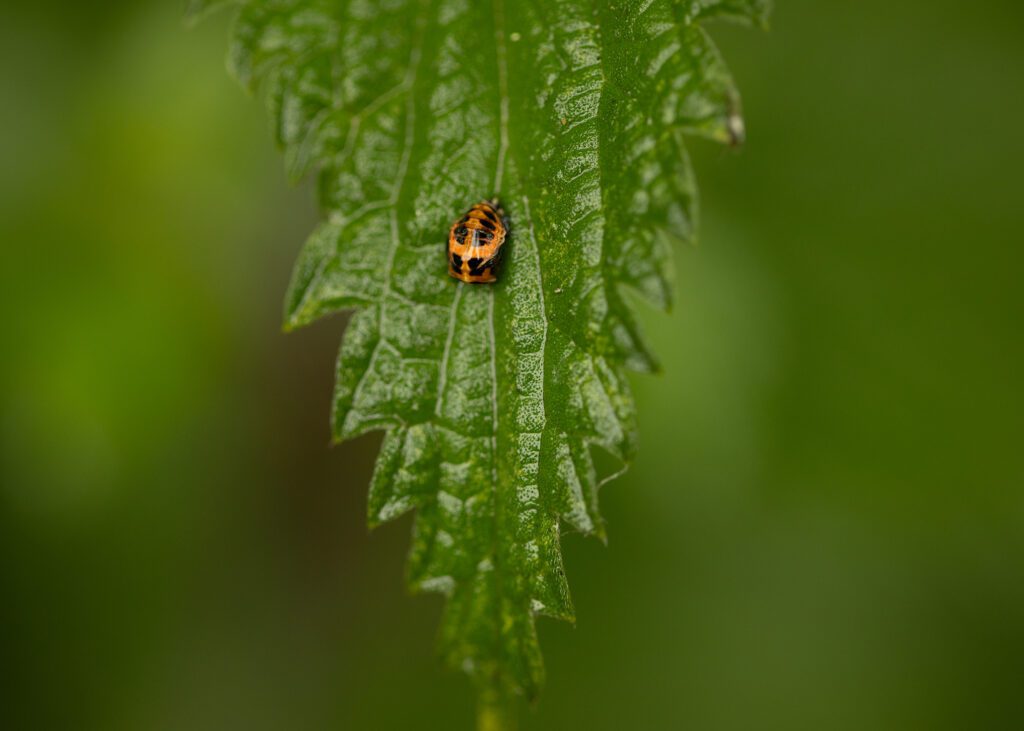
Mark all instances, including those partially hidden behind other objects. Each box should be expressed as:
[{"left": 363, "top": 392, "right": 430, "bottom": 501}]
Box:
[{"left": 203, "top": 0, "right": 765, "bottom": 717}]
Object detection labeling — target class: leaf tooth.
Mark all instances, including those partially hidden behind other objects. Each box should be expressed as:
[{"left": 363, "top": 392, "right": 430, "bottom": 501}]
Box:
[
  {"left": 526, "top": 526, "right": 575, "bottom": 622},
  {"left": 368, "top": 424, "right": 438, "bottom": 528},
  {"left": 614, "top": 230, "right": 677, "bottom": 312},
  {"left": 607, "top": 287, "right": 662, "bottom": 374},
  {"left": 283, "top": 221, "right": 337, "bottom": 330},
  {"left": 330, "top": 306, "right": 380, "bottom": 442},
  {"left": 405, "top": 500, "right": 449, "bottom": 592},
  {"left": 687, "top": 0, "right": 772, "bottom": 28},
  {"left": 367, "top": 427, "right": 407, "bottom": 528},
  {"left": 546, "top": 431, "right": 596, "bottom": 536},
  {"left": 572, "top": 441, "right": 607, "bottom": 540},
  {"left": 595, "top": 357, "right": 640, "bottom": 459},
  {"left": 284, "top": 210, "right": 400, "bottom": 331},
  {"left": 667, "top": 26, "right": 745, "bottom": 145}
]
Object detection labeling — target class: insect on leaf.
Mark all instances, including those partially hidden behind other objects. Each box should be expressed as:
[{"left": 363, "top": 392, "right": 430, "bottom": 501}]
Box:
[{"left": 199, "top": 0, "right": 767, "bottom": 719}]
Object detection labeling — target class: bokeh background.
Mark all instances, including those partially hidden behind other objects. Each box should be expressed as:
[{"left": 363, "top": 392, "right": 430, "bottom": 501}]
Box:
[{"left": 2, "top": 1, "right": 1023, "bottom": 729}]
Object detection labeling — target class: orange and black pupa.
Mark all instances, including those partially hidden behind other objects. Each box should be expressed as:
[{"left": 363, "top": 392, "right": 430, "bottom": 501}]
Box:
[{"left": 447, "top": 199, "right": 508, "bottom": 284}]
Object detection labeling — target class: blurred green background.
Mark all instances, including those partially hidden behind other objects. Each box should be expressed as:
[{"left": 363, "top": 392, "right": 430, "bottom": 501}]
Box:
[{"left": 2, "top": 1, "right": 1022, "bottom": 729}]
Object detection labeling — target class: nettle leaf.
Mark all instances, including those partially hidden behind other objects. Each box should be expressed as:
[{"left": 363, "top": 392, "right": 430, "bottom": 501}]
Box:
[{"left": 199, "top": 0, "right": 766, "bottom": 717}]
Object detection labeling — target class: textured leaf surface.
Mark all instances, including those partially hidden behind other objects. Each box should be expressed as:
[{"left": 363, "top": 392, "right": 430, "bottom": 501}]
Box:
[{"left": 205, "top": 0, "right": 765, "bottom": 709}]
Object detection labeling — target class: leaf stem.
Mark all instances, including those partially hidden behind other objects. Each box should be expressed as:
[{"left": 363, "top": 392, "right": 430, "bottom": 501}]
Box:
[{"left": 477, "top": 691, "right": 517, "bottom": 731}]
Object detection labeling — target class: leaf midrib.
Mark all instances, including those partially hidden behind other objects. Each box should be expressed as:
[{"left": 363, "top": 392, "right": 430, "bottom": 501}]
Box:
[{"left": 487, "top": 0, "right": 509, "bottom": 688}]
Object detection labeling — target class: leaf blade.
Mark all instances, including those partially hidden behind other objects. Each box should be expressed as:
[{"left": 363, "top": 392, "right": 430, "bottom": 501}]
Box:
[{"left": 204, "top": 0, "right": 764, "bottom": 710}]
